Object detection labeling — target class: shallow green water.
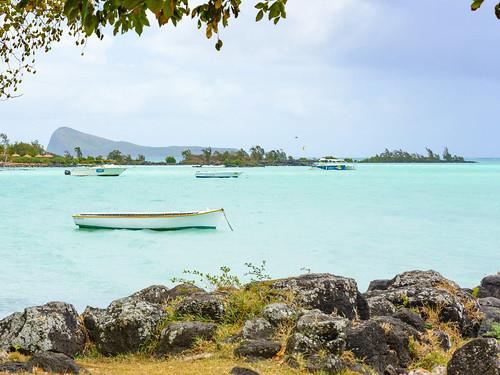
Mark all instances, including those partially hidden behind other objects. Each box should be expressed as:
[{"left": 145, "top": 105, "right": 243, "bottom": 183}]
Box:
[{"left": 1, "top": 164, "right": 499, "bottom": 317}]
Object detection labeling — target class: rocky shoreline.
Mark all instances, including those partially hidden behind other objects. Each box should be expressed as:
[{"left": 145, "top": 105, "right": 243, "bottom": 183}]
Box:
[{"left": 0, "top": 270, "right": 499, "bottom": 375}]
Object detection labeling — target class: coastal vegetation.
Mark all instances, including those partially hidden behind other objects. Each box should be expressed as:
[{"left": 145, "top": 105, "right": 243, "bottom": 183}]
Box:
[
  {"left": 360, "top": 147, "right": 471, "bottom": 163},
  {"left": 1, "top": 0, "right": 498, "bottom": 99},
  {"left": 0, "top": 269, "right": 498, "bottom": 375}
]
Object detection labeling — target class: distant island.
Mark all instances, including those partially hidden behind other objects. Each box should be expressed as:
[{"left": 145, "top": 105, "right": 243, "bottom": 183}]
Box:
[
  {"left": 359, "top": 147, "right": 473, "bottom": 163},
  {"left": 47, "top": 127, "right": 236, "bottom": 161}
]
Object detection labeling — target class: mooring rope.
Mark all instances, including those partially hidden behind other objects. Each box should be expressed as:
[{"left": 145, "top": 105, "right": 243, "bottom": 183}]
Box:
[{"left": 222, "top": 209, "right": 234, "bottom": 231}]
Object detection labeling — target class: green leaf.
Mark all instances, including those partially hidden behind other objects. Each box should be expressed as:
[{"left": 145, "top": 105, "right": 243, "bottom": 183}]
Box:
[
  {"left": 471, "top": 0, "right": 484, "bottom": 11},
  {"left": 268, "top": 1, "right": 280, "bottom": 19},
  {"left": 273, "top": 16, "right": 279, "bottom": 24},
  {"left": 255, "top": 9, "right": 263, "bottom": 21},
  {"left": 496, "top": 2, "right": 500, "bottom": 18},
  {"left": 146, "top": 0, "right": 163, "bottom": 12},
  {"left": 215, "top": 39, "right": 223, "bottom": 50},
  {"left": 255, "top": 2, "right": 264, "bottom": 9}
]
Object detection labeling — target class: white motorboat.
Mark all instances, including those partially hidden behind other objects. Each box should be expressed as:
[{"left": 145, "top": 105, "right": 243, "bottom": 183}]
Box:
[
  {"left": 195, "top": 171, "right": 242, "bottom": 178},
  {"left": 313, "top": 158, "right": 355, "bottom": 171},
  {"left": 73, "top": 208, "right": 227, "bottom": 230},
  {"left": 65, "top": 165, "right": 126, "bottom": 176}
]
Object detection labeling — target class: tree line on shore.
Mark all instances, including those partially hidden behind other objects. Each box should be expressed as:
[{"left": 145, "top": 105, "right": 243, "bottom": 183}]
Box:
[{"left": 359, "top": 147, "right": 469, "bottom": 163}]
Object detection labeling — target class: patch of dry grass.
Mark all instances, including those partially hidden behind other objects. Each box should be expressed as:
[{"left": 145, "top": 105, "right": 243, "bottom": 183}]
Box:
[{"left": 77, "top": 355, "right": 301, "bottom": 375}]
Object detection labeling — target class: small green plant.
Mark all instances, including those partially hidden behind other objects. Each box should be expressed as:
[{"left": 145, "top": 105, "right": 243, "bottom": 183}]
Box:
[
  {"left": 244, "top": 261, "right": 270, "bottom": 282},
  {"left": 401, "top": 293, "right": 411, "bottom": 308},
  {"left": 170, "top": 266, "right": 242, "bottom": 290},
  {"left": 471, "top": 287, "right": 479, "bottom": 297}
]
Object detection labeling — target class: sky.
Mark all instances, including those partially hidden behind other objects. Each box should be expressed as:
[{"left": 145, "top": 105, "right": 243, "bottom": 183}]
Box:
[{"left": 1, "top": 0, "right": 500, "bottom": 157}]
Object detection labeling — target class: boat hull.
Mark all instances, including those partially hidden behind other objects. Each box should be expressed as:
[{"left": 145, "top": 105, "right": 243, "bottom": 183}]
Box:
[
  {"left": 315, "top": 165, "right": 355, "bottom": 171},
  {"left": 73, "top": 209, "right": 224, "bottom": 230},
  {"left": 195, "top": 171, "right": 242, "bottom": 178},
  {"left": 67, "top": 167, "right": 126, "bottom": 176}
]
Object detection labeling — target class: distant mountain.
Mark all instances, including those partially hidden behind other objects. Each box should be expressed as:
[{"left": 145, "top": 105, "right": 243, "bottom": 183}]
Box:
[{"left": 47, "top": 127, "right": 237, "bottom": 161}]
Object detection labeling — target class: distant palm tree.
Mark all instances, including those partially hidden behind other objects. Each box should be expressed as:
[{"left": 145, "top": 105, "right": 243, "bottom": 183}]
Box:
[{"left": 0, "top": 133, "right": 9, "bottom": 163}]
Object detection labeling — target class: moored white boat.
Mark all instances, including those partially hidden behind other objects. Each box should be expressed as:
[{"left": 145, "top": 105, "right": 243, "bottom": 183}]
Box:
[
  {"left": 73, "top": 208, "right": 226, "bottom": 230},
  {"left": 65, "top": 165, "right": 126, "bottom": 176},
  {"left": 195, "top": 171, "right": 242, "bottom": 178},
  {"left": 313, "top": 158, "right": 355, "bottom": 171}
]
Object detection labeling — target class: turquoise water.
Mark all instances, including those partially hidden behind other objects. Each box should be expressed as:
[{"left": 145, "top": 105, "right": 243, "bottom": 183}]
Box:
[{"left": 1, "top": 164, "right": 499, "bottom": 318}]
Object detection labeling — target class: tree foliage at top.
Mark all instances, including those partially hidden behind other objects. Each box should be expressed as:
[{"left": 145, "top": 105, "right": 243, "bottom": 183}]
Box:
[{"left": 0, "top": 0, "right": 287, "bottom": 98}]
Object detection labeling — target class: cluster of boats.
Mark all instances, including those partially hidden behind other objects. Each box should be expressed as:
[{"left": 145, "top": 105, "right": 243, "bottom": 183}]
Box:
[{"left": 68, "top": 157, "right": 353, "bottom": 231}]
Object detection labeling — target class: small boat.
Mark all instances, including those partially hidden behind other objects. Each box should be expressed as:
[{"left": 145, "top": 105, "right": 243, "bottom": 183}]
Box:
[
  {"left": 65, "top": 165, "right": 126, "bottom": 176},
  {"left": 73, "top": 208, "right": 228, "bottom": 230},
  {"left": 195, "top": 171, "right": 242, "bottom": 178},
  {"left": 313, "top": 157, "right": 355, "bottom": 171}
]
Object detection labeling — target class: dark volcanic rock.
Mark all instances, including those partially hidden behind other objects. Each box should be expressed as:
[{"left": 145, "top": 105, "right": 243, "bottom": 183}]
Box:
[
  {"left": 82, "top": 296, "right": 166, "bottom": 355},
  {"left": 0, "top": 362, "right": 29, "bottom": 373},
  {"left": 155, "top": 321, "right": 217, "bottom": 355},
  {"left": 262, "top": 303, "right": 297, "bottom": 326},
  {"left": 364, "top": 270, "right": 482, "bottom": 337},
  {"left": 366, "top": 296, "right": 397, "bottom": 317},
  {"left": 269, "top": 273, "right": 369, "bottom": 320},
  {"left": 129, "top": 285, "right": 171, "bottom": 305},
  {"left": 346, "top": 316, "right": 420, "bottom": 374},
  {"left": 368, "top": 279, "right": 392, "bottom": 292},
  {"left": 0, "top": 302, "right": 85, "bottom": 356},
  {"left": 234, "top": 339, "right": 281, "bottom": 359},
  {"left": 286, "top": 310, "right": 348, "bottom": 357},
  {"left": 447, "top": 338, "right": 499, "bottom": 375},
  {"left": 28, "top": 351, "right": 80, "bottom": 374},
  {"left": 305, "top": 354, "right": 372, "bottom": 375},
  {"left": 166, "top": 283, "right": 206, "bottom": 300},
  {"left": 175, "top": 293, "right": 225, "bottom": 321},
  {"left": 230, "top": 367, "right": 260, "bottom": 375},
  {"left": 478, "top": 297, "right": 500, "bottom": 337},
  {"left": 478, "top": 275, "right": 500, "bottom": 299},
  {"left": 433, "top": 330, "right": 451, "bottom": 351},
  {"left": 242, "top": 318, "right": 274, "bottom": 340},
  {"left": 392, "top": 308, "right": 426, "bottom": 332}
]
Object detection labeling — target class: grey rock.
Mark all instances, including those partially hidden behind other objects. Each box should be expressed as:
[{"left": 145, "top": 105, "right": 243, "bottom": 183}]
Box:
[
  {"left": 447, "top": 338, "right": 499, "bottom": 375},
  {"left": 433, "top": 330, "right": 451, "bottom": 351},
  {"left": 384, "top": 365, "right": 409, "bottom": 375},
  {"left": 129, "top": 285, "right": 170, "bottom": 305},
  {"left": 285, "top": 332, "right": 322, "bottom": 356},
  {"left": 175, "top": 293, "right": 225, "bottom": 321},
  {"left": 365, "top": 270, "right": 482, "bottom": 337},
  {"left": 166, "top": 283, "right": 206, "bottom": 300},
  {"left": 368, "top": 279, "right": 392, "bottom": 292},
  {"left": 366, "top": 296, "right": 397, "bottom": 317},
  {"left": 230, "top": 367, "right": 260, "bottom": 375},
  {"left": 0, "top": 302, "right": 85, "bottom": 356},
  {"left": 242, "top": 318, "right": 274, "bottom": 340},
  {"left": 478, "top": 275, "right": 500, "bottom": 299},
  {"left": 261, "top": 303, "right": 297, "bottom": 326},
  {"left": 234, "top": 339, "right": 281, "bottom": 359},
  {"left": 346, "top": 316, "right": 421, "bottom": 374},
  {"left": 82, "top": 296, "right": 166, "bottom": 355},
  {"left": 0, "top": 362, "right": 29, "bottom": 373},
  {"left": 155, "top": 321, "right": 217, "bottom": 355},
  {"left": 478, "top": 297, "right": 500, "bottom": 337},
  {"left": 269, "top": 273, "right": 369, "bottom": 320},
  {"left": 28, "top": 351, "right": 80, "bottom": 374},
  {"left": 393, "top": 308, "right": 426, "bottom": 332}
]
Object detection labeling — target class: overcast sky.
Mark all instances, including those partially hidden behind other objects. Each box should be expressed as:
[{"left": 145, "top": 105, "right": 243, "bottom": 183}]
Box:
[{"left": 1, "top": 0, "right": 499, "bottom": 157}]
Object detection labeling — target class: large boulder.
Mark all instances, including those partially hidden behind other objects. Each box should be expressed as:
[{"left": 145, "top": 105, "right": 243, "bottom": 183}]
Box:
[
  {"left": 286, "top": 310, "right": 348, "bottom": 357},
  {"left": 392, "top": 309, "right": 426, "bottom": 333},
  {"left": 269, "top": 273, "right": 369, "bottom": 320},
  {"left": 345, "top": 316, "right": 421, "bottom": 374},
  {"left": 366, "top": 295, "right": 397, "bottom": 317},
  {"left": 166, "top": 283, "right": 206, "bottom": 300},
  {"left": 175, "top": 293, "right": 225, "bottom": 322},
  {"left": 129, "top": 285, "right": 171, "bottom": 305},
  {"left": 305, "top": 354, "right": 371, "bottom": 375},
  {"left": 28, "top": 351, "right": 81, "bottom": 374},
  {"left": 82, "top": 296, "right": 166, "bottom": 355},
  {"left": 155, "top": 321, "right": 217, "bottom": 355},
  {"left": 447, "top": 338, "right": 499, "bottom": 375},
  {"left": 478, "top": 275, "right": 500, "bottom": 299},
  {"left": 234, "top": 339, "right": 281, "bottom": 359},
  {"left": 242, "top": 318, "right": 274, "bottom": 340},
  {"left": 364, "top": 270, "right": 482, "bottom": 337},
  {"left": 0, "top": 302, "right": 85, "bottom": 357},
  {"left": 478, "top": 297, "right": 500, "bottom": 337},
  {"left": 262, "top": 303, "right": 297, "bottom": 326}
]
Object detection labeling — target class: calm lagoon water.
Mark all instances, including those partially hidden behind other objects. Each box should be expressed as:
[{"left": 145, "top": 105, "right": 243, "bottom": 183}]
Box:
[{"left": 1, "top": 164, "right": 499, "bottom": 318}]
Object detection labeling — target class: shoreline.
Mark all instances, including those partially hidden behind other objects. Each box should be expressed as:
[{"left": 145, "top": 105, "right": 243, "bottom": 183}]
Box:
[{"left": 0, "top": 269, "right": 498, "bottom": 375}]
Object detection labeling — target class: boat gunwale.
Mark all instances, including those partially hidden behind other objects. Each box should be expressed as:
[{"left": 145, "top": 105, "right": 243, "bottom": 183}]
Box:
[{"left": 72, "top": 208, "right": 224, "bottom": 219}]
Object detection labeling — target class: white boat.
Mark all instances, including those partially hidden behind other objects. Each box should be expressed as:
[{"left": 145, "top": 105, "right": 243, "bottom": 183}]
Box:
[
  {"left": 195, "top": 171, "right": 242, "bottom": 178},
  {"left": 65, "top": 165, "right": 126, "bottom": 176},
  {"left": 73, "top": 208, "right": 226, "bottom": 230},
  {"left": 313, "top": 157, "right": 355, "bottom": 171}
]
